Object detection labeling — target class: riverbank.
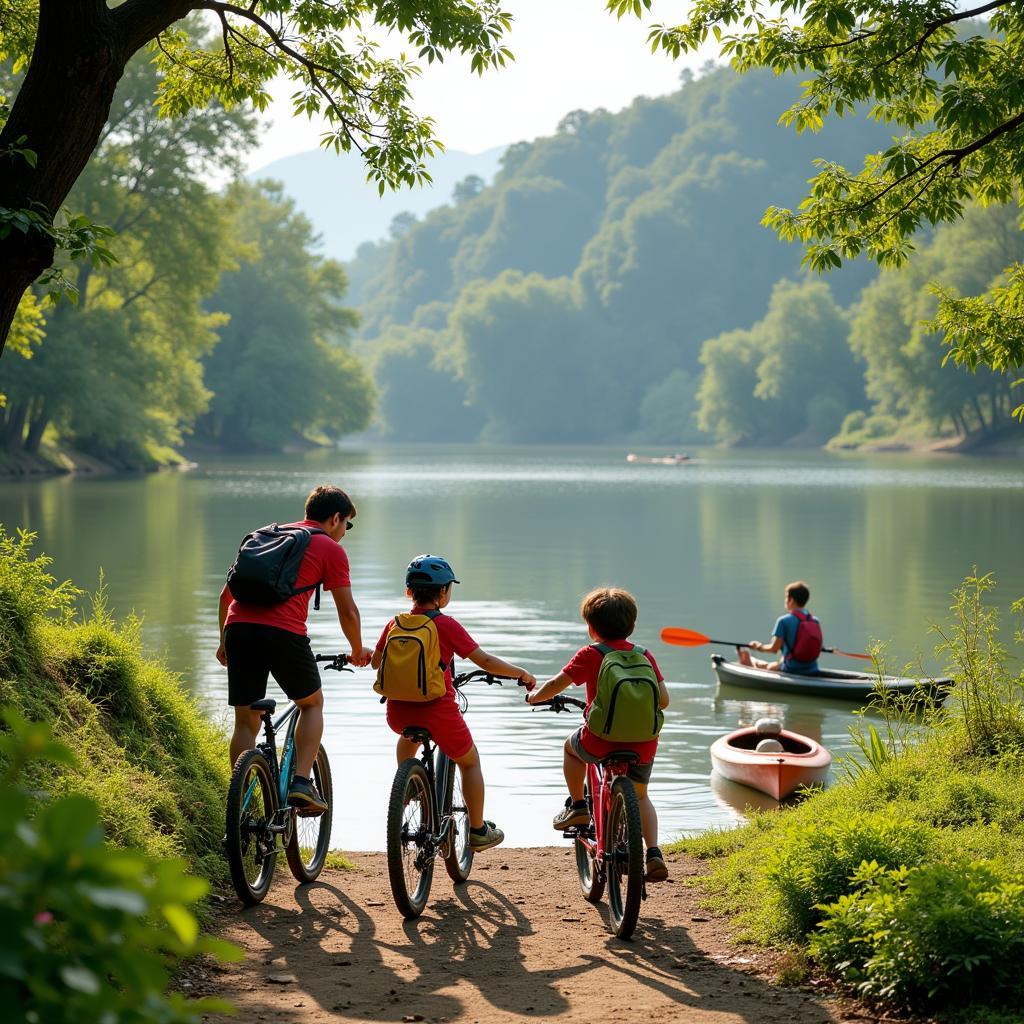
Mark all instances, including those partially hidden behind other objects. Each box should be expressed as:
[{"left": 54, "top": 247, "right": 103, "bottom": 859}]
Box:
[
  {"left": 668, "top": 575, "right": 1024, "bottom": 1022},
  {"left": 0, "top": 441, "right": 195, "bottom": 479},
  {"left": 187, "top": 850, "right": 882, "bottom": 1024}
]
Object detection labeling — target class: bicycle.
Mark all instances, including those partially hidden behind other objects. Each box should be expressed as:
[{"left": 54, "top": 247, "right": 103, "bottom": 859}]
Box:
[
  {"left": 386, "top": 667, "right": 513, "bottom": 919},
  {"left": 224, "top": 652, "right": 351, "bottom": 906},
  {"left": 529, "top": 692, "right": 646, "bottom": 940}
]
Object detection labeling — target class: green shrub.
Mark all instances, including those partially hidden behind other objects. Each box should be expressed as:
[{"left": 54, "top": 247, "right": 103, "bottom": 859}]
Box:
[
  {"left": 811, "top": 861, "right": 1024, "bottom": 1010},
  {"left": 0, "top": 711, "right": 239, "bottom": 1024},
  {"left": 839, "top": 409, "right": 866, "bottom": 435},
  {"left": 767, "top": 813, "right": 933, "bottom": 936},
  {"left": 864, "top": 413, "right": 898, "bottom": 438}
]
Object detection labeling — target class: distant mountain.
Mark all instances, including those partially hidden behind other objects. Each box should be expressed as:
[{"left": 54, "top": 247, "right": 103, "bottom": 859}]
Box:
[{"left": 248, "top": 145, "right": 507, "bottom": 261}]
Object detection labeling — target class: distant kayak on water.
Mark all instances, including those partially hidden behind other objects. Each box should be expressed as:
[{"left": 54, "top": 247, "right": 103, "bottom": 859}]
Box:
[{"left": 626, "top": 452, "right": 692, "bottom": 465}]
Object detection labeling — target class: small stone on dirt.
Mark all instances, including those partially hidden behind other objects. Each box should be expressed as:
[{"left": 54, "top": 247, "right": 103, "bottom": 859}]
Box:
[
  {"left": 402, "top": 1016, "right": 424, "bottom": 1023},
  {"left": 266, "top": 974, "right": 295, "bottom": 985}
]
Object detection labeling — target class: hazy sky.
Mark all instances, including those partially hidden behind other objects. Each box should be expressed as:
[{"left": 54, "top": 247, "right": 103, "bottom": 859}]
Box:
[{"left": 246, "top": 1, "right": 713, "bottom": 172}]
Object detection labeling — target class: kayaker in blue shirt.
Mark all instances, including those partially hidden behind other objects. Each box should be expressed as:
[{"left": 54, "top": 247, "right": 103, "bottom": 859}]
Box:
[{"left": 738, "top": 580, "right": 822, "bottom": 675}]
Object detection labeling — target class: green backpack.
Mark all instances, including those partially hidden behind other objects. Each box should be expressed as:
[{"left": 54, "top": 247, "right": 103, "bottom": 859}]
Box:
[{"left": 587, "top": 643, "right": 664, "bottom": 743}]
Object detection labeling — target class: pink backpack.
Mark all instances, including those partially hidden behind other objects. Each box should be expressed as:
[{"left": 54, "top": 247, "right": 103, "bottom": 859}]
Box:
[{"left": 791, "top": 609, "right": 823, "bottom": 662}]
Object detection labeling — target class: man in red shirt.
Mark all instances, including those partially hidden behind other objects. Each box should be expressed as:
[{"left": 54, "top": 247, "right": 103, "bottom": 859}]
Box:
[{"left": 217, "top": 485, "right": 371, "bottom": 813}]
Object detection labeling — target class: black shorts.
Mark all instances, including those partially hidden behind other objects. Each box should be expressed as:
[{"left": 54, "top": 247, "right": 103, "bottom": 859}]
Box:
[{"left": 225, "top": 623, "right": 322, "bottom": 707}]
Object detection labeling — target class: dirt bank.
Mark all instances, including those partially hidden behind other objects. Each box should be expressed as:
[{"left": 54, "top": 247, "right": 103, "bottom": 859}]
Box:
[{"left": 190, "top": 849, "right": 877, "bottom": 1024}]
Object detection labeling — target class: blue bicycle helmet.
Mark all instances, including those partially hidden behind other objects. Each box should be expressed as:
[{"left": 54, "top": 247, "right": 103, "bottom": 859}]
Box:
[{"left": 405, "top": 554, "right": 460, "bottom": 587}]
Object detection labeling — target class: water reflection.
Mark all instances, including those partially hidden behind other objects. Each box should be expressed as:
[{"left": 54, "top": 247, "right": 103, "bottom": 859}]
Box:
[{"left": 0, "top": 445, "right": 1021, "bottom": 847}]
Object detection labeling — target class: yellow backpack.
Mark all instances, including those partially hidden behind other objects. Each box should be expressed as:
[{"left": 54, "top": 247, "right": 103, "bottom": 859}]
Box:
[{"left": 373, "top": 610, "right": 448, "bottom": 701}]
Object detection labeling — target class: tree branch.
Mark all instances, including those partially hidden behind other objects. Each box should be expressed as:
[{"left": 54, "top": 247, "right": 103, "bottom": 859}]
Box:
[
  {"left": 833, "top": 108, "right": 1024, "bottom": 219},
  {"left": 795, "top": 0, "right": 1014, "bottom": 58},
  {"left": 112, "top": 0, "right": 198, "bottom": 57}
]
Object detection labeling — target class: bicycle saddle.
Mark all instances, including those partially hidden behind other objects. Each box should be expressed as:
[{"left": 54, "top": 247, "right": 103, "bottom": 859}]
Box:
[
  {"left": 601, "top": 750, "right": 640, "bottom": 766},
  {"left": 402, "top": 726, "right": 432, "bottom": 743},
  {"left": 249, "top": 698, "right": 277, "bottom": 713}
]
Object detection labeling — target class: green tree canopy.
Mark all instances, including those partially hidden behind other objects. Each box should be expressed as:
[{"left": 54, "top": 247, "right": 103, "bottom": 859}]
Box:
[
  {"left": 196, "top": 181, "right": 373, "bottom": 451},
  {"left": 0, "top": 50, "right": 252, "bottom": 464},
  {"left": 697, "top": 277, "right": 860, "bottom": 444},
  {"left": 0, "top": 1, "right": 515, "bottom": 350},
  {"left": 850, "top": 203, "right": 1022, "bottom": 438},
  {"left": 632, "top": 0, "right": 1024, "bottom": 404}
]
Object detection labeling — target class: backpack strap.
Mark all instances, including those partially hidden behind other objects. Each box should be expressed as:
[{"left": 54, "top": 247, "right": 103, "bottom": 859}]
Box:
[
  {"left": 407, "top": 608, "right": 449, "bottom": 671},
  {"left": 591, "top": 642, "right": 614, "bottom": 656}
]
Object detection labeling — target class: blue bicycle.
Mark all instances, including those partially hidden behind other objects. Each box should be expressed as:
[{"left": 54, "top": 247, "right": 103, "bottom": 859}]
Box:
[{"left": 224, "top": 653, "right": 350, "bottom": 905}]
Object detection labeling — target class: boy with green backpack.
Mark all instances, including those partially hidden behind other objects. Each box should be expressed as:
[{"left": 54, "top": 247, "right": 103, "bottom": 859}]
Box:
[{"left": 525, "top": 587, "right": 671, "bottom": 881}]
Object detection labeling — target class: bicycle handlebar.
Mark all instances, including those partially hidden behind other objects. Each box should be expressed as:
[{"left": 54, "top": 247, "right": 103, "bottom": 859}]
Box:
[
  {"left": 451, "top": 669, "right": 517, "bottom": 689},
  {"left": 314, "top": 653, "right": 353, "bottom": 672},
  {"left": 529, "top": 694, "right": 587, "bottom": 713}
]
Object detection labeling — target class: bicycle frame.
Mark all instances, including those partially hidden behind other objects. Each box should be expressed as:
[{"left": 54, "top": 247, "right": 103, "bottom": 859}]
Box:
[
  {"left": 403, "top": 731, "right": 459, "bottom": 863},
  {"left": 569, "top": 759, "right": 634, "bottom": 867},
  {"left": 240, "top": 704, "right": 300, "bottom": 847}
]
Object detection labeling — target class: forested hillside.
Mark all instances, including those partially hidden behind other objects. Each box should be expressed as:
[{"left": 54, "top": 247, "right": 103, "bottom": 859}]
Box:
[{"left": 350, "top": 63, "right": 1022, "bottom": 447}]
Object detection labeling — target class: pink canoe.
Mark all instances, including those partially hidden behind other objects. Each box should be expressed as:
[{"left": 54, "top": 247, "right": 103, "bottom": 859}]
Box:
[{"left": 710, "top": 726, "right": 831, "bottom": 801}]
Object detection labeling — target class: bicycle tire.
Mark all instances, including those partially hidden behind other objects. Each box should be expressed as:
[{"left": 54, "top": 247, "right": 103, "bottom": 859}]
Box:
[
  {"left": 574, "top": 778, "right": 604, "bottom": 903},
  {"left": 440, "top": 752, "right": 474, "bottom": 883},
  {"left": 225, "top": 749, "right": 279, "bottom": 906},
  {"left": 386, "top": 759, "right": 435, "bottom": 919},
  {"left": 605, "top": 776, "right": 644, "bottom": 939},
  {"left": 286, "top": 743, "right": 333, "bottom": 884}
]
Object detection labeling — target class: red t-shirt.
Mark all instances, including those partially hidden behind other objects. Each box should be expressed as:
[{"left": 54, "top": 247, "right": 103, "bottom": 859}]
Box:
[
  {"left": 563, "top": 640, "right": 664, "bottom": 763},
  {"left": 225, "top": 520, "right": 351, "bottom": 637},
  {"left": 375, "top": 608, "right": 479, "bottom": 699}
]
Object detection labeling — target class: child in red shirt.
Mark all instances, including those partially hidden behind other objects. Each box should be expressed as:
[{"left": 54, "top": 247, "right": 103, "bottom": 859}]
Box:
[
  {"left": 371, "top": 554, "right": 535, "bottom": 852},
  {"left": 526, "top": 588, "right": 671, "bottom": 881}
]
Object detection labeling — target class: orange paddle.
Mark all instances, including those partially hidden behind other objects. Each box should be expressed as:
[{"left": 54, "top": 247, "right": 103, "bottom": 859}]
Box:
[{"left": 660, "top": 626, "right": 872, "bottom": 661}]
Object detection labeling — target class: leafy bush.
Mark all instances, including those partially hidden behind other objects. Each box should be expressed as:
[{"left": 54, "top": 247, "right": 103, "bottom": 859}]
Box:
[
  {"left": 767, "top": 813, "right": 933, "bottom": 936},
  {"left": 839, "top": 409, "right": 866, "bottom": 435},
  {"left": 811, "top": 861, "right": 1024, "bottom": 1010},
  {"left": 0, "top": 711, "right": 239, "bottom": 1024}
]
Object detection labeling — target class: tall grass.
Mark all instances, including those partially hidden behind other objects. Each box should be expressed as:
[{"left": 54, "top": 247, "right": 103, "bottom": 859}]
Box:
[{"left": 0, "top": 528, "right": 229, "bottom": 883}]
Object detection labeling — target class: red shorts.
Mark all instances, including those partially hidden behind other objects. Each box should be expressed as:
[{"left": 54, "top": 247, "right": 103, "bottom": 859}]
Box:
[{"left": 385, "top": 692, "right": 474, "bottom": 760}]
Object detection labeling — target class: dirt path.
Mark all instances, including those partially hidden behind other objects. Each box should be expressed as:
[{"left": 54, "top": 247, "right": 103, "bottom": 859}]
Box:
[{"left": 195, "top": 849, "right": 855, "bottom": 1024}]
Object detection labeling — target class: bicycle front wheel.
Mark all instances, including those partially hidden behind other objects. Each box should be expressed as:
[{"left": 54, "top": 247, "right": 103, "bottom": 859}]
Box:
[
  {"left": 225, "top": 749, "right": 279, "bottom": 906},
  {"left": 440, "top": 752, "right": 473, "bottom": 883},
  {"left": 575, "top": 778, "right": 604, "bottom": 903},
  {"left": 605, "top": 776, "right": 644, "bottom": 939},
  {"left": 386, "top": 759, "right": 435, "bottom": 918},
  {"left": 286, "top": 743, "right": 333, "bottom": 884}
]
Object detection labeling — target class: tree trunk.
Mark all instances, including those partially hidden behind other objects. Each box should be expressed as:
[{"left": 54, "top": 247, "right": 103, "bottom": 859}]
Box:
[
  {"left": 23, "top": 401, "right": 49, "bottom": 455},
  {"left": 2, "top": 400, "right": 29, "bottom": 451},
  {"left": 0, "top": 0, "right": 194, "bottom": 353},
  {"left": 970, "top": 394, "right": 989, "bottom": 434}
]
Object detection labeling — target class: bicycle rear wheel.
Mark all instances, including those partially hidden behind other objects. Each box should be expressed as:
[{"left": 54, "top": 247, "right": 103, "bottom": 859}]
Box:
[
  {"left": 386, "top": 759, "right": 435, "bottom": 918},
  {"left": 225, "top": 749, "right": 279, "bottom": 906},
  {"left": 440, "top": 752, "right": 473, "bottom": 883},
  {"left": 574, "top": 778, "right": 604, "bottom": 902},
  {"left": 605, "top": 776, "right": 644, "bottom": 939},
  {"left": 286, "top": 743, "right": 333, "bottom": 884}
]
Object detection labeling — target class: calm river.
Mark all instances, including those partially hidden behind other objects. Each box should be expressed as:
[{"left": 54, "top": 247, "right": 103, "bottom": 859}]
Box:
[{"left": 2, "top": 446, "right": 1022, "bottom": 848}]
